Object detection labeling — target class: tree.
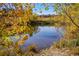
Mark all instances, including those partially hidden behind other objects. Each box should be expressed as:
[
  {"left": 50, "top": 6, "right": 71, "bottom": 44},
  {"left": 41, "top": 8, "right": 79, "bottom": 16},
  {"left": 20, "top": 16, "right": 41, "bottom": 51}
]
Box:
[{"left": 54, "top": 3, "right": 79, "bottom": 28}]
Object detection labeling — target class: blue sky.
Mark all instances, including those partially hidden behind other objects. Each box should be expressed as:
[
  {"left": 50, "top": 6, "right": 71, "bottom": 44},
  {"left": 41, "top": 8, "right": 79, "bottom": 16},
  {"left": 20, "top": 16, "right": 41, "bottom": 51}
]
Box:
[
  {"left": 32, "top": 3, "right": 56, "bottom": 15},
  {"left": 0, "top": 3, "right": 56, "bottom": 15}
]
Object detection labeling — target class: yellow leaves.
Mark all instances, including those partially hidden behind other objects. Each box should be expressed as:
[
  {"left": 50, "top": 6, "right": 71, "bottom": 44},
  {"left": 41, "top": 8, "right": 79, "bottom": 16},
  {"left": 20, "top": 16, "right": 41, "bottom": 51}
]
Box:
[
  {"left": 0, "top": 4, "right": 33, "bottom": 36},
  {"left": 0, "top": 12, "right": 3, "bottom": 15},
  {"left": 0, "top": 10, "right": 5, "bottom": 16},
  {"left": 74, "top": 18, "right": 79, "bottom": 25},
  {"left": 70, "top": 25, "right": 77, "bottom": 32},
  {"left": 15, "top": 35, "right": 20, "bottom": 39},
  {"left": 17, "top": 35, "right": 28, "bottom": 46},
  {"left": 20, "top": 26, "right": 26, "bottom": 32},
  {"left": 66, "top": 24, "right": 77, "bottom": 34},
  {"left": 16, "top": 10, "right": 23, "bottom": 17}
]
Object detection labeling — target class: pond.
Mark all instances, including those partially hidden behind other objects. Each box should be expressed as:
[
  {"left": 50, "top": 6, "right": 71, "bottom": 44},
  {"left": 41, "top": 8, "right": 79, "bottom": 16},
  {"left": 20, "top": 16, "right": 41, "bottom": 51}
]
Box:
[{"left": 10, "top": 25, "right": 65, "bottom": 50}]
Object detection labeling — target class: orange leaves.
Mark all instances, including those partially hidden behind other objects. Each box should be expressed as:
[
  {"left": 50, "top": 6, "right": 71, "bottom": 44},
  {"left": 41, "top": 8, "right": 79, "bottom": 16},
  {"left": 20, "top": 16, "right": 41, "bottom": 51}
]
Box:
[
  {"left": 0, "top": 10, "right": 5, "bottom": 16},
  {"left": 15, "top": 9, "right": 23, "bottom": 17},
  {"left": 0, "top": 3, "right": 34, "bottom": 36},
  {"left": 17, "top": 35, "right": 29, "bottom": 46}
]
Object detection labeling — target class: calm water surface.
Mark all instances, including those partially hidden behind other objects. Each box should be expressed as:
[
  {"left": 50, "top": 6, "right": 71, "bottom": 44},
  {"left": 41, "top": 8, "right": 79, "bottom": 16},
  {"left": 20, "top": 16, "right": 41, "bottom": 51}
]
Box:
[
  {"left": 23, "top": 26, "right": 64, "bottom": 50},
  {"left": 10, "top": 26, "right": 65, "bottom": 50}
]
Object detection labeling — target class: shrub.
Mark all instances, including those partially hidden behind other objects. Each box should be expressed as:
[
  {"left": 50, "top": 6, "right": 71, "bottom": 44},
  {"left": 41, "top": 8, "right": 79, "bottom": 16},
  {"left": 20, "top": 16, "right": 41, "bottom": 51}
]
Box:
[{"left": 53, "top": 39, "right": 79, "bottom": 48}]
